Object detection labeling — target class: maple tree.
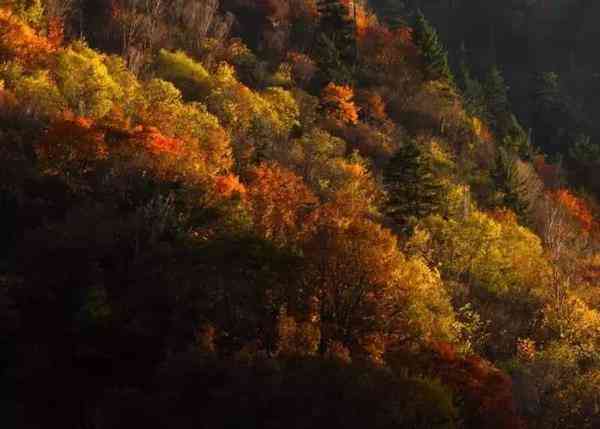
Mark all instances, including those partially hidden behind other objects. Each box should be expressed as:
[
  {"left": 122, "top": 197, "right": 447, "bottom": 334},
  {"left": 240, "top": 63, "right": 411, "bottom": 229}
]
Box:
[
  {"left": 246, "top": 162, "right": 318, "bottom": 247},
  {"left": 321, "top": 82, "right": 359, "bottom": 124}
]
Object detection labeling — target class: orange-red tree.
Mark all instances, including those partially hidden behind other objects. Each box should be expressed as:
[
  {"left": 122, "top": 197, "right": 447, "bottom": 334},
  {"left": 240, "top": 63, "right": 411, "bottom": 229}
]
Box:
[
  {"left": 246, "top": 162, "right": 318, "bottom": 247},
  {"left": 321, "top": 82, "right": 359, "bottom": 124}
]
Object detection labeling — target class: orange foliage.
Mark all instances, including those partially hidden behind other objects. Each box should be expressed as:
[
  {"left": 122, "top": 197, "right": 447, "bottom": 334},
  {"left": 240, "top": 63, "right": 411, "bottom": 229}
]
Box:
[
  {"left": 338, "top": 0, "right": 378, "bottom": 38},
  {"left": 130, "top": 126, "right": 184, "bottom": 156},
  {"left": 247, "top": 162, "right": 318, "bottom": 246},
  {"left": 321, "top": 82, "right": 359, "bottom": 125},
  {"left": 396, "top": 26, "right": 414, "bottom": 45},
  {"left": 214, "top": 174, "right": 247, "bottom": 199},
  {"left": 552, "top": 188, "right": 594, "bottom": 233},
  {"left": 356, "top": 89, "right": 387, "bottom": 122},
  {"left": 38, "top": 115, "right": 108, "bottom": 172},
  {"left": 0, "top": 8, "right": 56, "bottom": 66},
  {"left": 472, "top": 117, "right": 494, "bottom": 144}
]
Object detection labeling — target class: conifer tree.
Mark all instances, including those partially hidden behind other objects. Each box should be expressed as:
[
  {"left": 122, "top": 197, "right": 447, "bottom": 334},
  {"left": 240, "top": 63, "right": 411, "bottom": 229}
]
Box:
[
  {"left": 491, "top": 148, "right": 530, "bottom": 218},
  {"left": 483, "top": 65, "right": 510, "bottom": 128},
  {"left": 457, "top": 42, "right": 487, "bottom": 118},
  {"left": 314, "top": 0, "right": 357, "bottom": 85},
  {"left": 484, "top": 65, "right": 528, "bottom": 153},
  {"left": 412, "top": 11, "right": 453, "bottom": 83},
  {"left": 384, "top": 138, "right": 443, "bottom": 227}
]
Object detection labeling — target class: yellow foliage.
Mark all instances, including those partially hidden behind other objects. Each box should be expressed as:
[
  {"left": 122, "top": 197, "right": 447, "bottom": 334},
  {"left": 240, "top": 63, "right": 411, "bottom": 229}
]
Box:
[
  {"left": 276, "top": 309, "right": 321, "bottom": 357},
  {"left": 13, "top": 69, "right": 65, "bottom": 117},
  {"left": 471, "top": 116, "right": 494, "bottom": 143},
  {"left": 421, "top": 210, "right": 552, "bottom": 295},
  {"left": 54, "top": 41, "right": 122, "bottom": 119}
]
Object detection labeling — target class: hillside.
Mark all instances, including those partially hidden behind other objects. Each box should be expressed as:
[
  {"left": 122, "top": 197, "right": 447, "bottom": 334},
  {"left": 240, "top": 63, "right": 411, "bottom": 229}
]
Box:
[
  {"left": 2, "top": 1, "right": 600, "bottom": 428},
  {"left": 371, "top": 0, "right": 600, "bottom": 195}
]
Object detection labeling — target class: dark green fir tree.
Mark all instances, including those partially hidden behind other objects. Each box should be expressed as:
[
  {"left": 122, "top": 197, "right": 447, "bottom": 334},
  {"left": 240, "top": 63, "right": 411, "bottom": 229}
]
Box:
[
  {"left": 412, "top": 11, "right": 454, "bottom": 83},
  {"left": 491, "top": 148, "right": 530, "bottom": 218},
  {"left": 483, "top": 66, "right": 510, "bottom": 129},
  {"left": 457, "top": 42, "right": 487, "bottom": 118},
  {"left": 384, "top": 138, "right": 444, "bottom": 227},
  {"left": 484, "top": 65, "right": 529, "bottom": 154},
  {"left": 314, "top": 0, "right": 357, "bottom": 85}
]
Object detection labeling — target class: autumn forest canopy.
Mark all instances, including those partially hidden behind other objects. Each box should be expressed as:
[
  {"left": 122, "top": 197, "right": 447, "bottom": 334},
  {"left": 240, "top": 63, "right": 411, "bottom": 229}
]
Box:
[{"left": 2, "top": 0, "right": 600, "bottom": 428}]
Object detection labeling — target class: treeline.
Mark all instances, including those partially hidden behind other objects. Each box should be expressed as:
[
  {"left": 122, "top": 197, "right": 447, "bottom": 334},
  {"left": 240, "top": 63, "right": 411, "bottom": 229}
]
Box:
[
  {"left": 370, "top": 0, "right": 600, "bottom": 196},
  {"left": 1, "top": 1, "right": 600, "bottom": 428}
]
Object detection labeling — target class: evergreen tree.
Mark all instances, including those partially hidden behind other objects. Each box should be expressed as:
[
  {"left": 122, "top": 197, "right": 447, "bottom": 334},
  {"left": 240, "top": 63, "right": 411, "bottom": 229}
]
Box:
[
  {"left": 412, "top": 11, "right": 454, "bottom": 83},
  {"left": 314, "top": 0, "right": 357, "bottom": 85},
  {"left": 484, "top": 66, "right": 529, "bottom": 154},
  {"left": 457, "top": 42, "right": 487, "bottom": 118},
  {"left": 384, "top": 138, "right": 444, "bottom": 227},
  {"left": 483, "top": 65, "right": 510, "bottom": 129},
  {"left": 529, "top": 71, "right": 582, "bottom": 157},
  {"left": 491, "top": 148, "right": 530, "bottom": 218}
]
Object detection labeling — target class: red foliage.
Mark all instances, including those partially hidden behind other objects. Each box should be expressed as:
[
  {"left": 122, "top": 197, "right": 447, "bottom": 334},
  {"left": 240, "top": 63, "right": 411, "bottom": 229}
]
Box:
[
  {"left": 359, "top": 23, "right": 419, "bottom": 78},
  {"left": 287, "top": 51, "right": 317, "bottom": 86},
  {"left": 429, "top": 342, "right": 526, "bottom": 429},
  {"left": 552, "top": 188, "right": 594, "bottom": 233},
  {"left": 38, "top": 115, "right": 108, "bottom": 171},
  {"left": 130, "top": 126, "right": 184, "bottom": 156},
  {"left": 533, "top": 155, "right": 560, "bottom": 189},
  {"left": 47, "top": 17, "right": 65, "bottom": 49}
]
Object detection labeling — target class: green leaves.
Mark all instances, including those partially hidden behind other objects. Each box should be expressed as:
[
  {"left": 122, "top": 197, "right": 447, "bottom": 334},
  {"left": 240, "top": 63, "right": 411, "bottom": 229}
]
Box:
[
  {"left": 54, "top": 41, "right": 122, "bottom": 119},
  {"left": 413, "top": 11, "right": 453, "bottom": 83}
]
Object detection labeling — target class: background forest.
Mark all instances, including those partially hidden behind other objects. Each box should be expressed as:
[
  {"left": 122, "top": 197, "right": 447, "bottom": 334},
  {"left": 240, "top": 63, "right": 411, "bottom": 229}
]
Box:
[{"left": 2, "top": 0, "right": 600, "bottom": 428}]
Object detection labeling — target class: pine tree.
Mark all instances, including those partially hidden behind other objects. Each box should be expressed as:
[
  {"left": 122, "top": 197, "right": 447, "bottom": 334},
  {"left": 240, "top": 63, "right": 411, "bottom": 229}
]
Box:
[
  {"left": 484, "top": 65, "right": 528, "bottom": 153},
  {"left": 384, "top": 138, "right": 444, "bottom": 227},
  {"left": 530, "top": 72, "right": 578, "bottom": 156},
  {"left": 457, "top": 42, "right": 487, "bottom": 118},
  {"left": 314, "top": 0, "right": 357, "bottom": 85},
  {"left": 412, "top": 11, "right": 453, "bottom": 83},
  {"left": 483, "top": 65, "right": 510, "bottom": 129},
  {"left": 491, "top": 148, "right": 529, "bottom": 218}
]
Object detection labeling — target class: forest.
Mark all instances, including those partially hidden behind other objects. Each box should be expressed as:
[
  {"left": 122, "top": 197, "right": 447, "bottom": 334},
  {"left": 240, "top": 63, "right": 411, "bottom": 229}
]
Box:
[{"left": 1, "top": 0, "right": 600, "bottom": 428}]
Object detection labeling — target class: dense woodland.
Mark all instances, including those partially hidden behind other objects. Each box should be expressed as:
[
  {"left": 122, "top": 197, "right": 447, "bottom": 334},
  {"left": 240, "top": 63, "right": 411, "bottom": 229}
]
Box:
[{"left": 2, "top": 0, "right": 600, "bottom": 428}]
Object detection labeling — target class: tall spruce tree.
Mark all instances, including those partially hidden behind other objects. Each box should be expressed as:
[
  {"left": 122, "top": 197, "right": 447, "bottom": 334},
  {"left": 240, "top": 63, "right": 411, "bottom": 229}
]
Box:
[
  {"left": 314, "top": 0, "right": 357, "bottom": 85},
  {"left": 457, "top": 42, "right": 487, "bottom": 118},
  {"left": 384, "top": 138, "right": 444, "bottom": 227},
  {"left": 484, "top": 65, "right": 529, "bottom": 154},
  {"left": 483, "top": 66, "right": 510, "bottom": 130},
  {"left": 412, "top": 11, "right": 454, "bottom": 83},
  {"left": 491, "top": 148, "right": 530, "bottom": 218}
]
